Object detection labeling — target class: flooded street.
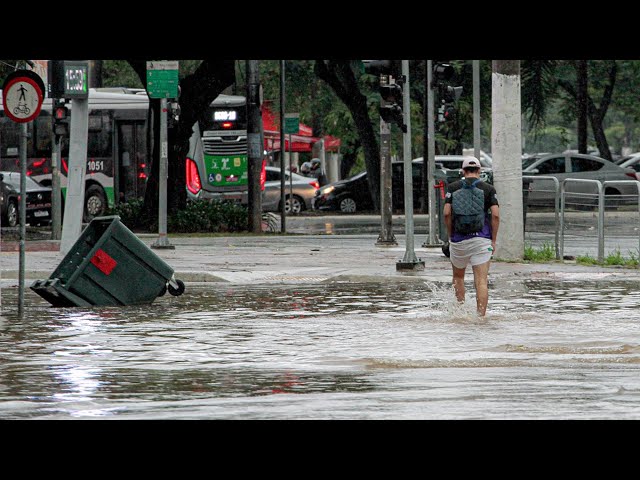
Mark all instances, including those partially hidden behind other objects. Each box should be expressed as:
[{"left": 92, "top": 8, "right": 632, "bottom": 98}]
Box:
[{"left": 1, "top": 280, "right": 640, "bottom": 419}]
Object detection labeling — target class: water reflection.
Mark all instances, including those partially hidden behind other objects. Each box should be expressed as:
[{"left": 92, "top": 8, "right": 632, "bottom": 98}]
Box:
[{"left": 1, "top": 279, "right": 640, "bottom": 419}]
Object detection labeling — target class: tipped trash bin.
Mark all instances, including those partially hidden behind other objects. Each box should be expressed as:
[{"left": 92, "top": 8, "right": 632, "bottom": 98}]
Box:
[{"left": 31, "top": 215, "right": 185, "bottom": 307}]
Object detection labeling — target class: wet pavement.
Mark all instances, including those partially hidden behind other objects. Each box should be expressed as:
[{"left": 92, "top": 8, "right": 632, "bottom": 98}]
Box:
[
  {"left": 3, "top": 232, "right": 640, "bottom": 288},
  {"left": 2, "top": 217, "right": 640, "bottom": 419}
]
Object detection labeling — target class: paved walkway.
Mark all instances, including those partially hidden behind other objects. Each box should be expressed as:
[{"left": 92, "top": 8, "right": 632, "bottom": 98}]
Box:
[{"left": 2, "top": 233, "right": 640, "bottom": 286}]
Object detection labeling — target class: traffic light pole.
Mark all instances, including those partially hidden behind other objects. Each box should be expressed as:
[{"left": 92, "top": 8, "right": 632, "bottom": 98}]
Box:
[
  {"left": 397, "top": 60, "right": 424, "bottom": 271},
  {"left": 376, "top": 114, "right": 397, "bottom": 247},
  {"left": 422, "top": 60, "right": 439, "bottom": 247},
  {"left": 51, "top": 133, "right": 62, "bottom": 240}
]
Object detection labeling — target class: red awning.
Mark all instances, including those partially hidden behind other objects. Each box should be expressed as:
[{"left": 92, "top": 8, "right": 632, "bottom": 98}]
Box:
[{"left": 261, "top": 102, "right": 341, "bottom": 153}]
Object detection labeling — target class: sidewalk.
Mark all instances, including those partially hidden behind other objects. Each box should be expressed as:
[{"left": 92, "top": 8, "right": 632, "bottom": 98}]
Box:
[{"left": 3, "top": 233, "right": 640, "bottom": 286}]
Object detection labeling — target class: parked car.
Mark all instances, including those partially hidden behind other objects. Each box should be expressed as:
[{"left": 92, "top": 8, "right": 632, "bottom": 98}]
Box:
[
  {"left": 313, "top": 171, "right": 374, "bottom": 213},
  {"left": 262, "top": 166, "right": 319, "bottom": 214},
  {"left": 617, "top": 155, "right": 640, "bottom": 179},
  {"left": 392, "top": 160, "right": 451, "bottom": 211},
  {"left": 314, "top": 158, "right": 475, "bottom": 214},
  {"left": 522, "top": 153, "right": 638, "bottom": 207},
  {"left": 412, "top": 156, "right": 493, "bottom": 184},
  {"left": 0, "top": 172, "right": 52, "bottom": 227}
]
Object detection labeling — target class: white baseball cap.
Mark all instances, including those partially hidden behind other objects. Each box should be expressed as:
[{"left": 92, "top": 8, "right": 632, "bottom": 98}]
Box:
[{"left": 462, "top": 156, "right": 481, "bottom": 169}]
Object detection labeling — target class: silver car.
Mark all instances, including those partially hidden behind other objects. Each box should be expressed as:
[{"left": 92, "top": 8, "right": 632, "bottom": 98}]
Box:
[
  {"left": 522, "top": 153, "right": 638, "bottom": 207},
  {"left": 412, "top": 155, "right": 494, "bottom": 184},
  {"left": 262, "top": 166, "right": 319, "bottom": 214}
]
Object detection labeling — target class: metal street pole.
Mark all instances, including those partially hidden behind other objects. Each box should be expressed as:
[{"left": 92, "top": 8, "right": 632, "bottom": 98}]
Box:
[
  {"left": 473, "top": 60, "right": 481, "bottom": 161},
  {"left": 397, "top": 60, "right": 424, "bottom": 271},
  {"left": 280, "top": 60, "right": 286, "bottom": 233},
  {"left": 18, "top": 122, "right": 28, "bottom": 315},
  {"left": 422, "top": 60, "right": 439, "bottom": 247},
  {"left": 376, "top": 115, "right": 397, "bottom": 246},
  {"left": 151, "top": 97, "right": 174, "bottom": 250},
  {"left": 246, "top": 59, "right": 262, "bottom": 233}
]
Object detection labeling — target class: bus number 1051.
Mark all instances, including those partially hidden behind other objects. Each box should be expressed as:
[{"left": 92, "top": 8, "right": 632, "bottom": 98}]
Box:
[{"left": 88, "top": 160, "right": 104, "bottom": 172}]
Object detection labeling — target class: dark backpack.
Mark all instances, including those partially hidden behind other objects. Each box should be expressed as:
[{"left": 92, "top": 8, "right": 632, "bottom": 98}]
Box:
[{"left": 452, "top": 179, "right": 485, "bottom": 234}]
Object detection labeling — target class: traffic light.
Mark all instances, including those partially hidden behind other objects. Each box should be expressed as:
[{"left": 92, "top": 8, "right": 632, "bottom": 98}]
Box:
[
  {"left": 442, "top": 85, "right": 463, "bottom": 103},
  {"left": 432, "top": 63, "right": 454, "bottom": 85},
  {"left": 379, "top": 79, "right": 406, "bottom": 132},
  {"left": 52, "top": 99, "right": 69, "bottom": 136},
  {"left": 362, "top": 59, "right": 401, "bottom": 78}
]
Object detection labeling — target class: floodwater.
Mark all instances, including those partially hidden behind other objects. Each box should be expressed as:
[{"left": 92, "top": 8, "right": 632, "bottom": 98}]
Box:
[{"left": 1, "top": 280, "right": 640, "bottom": 419}]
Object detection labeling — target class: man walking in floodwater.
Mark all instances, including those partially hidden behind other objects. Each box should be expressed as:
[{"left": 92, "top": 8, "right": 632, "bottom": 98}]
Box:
[{"left": 443, "top": 157, "right": 500, "bottom": 316}]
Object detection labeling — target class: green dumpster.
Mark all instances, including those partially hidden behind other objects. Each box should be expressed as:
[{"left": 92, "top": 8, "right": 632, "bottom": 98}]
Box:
[{"left": 31, "top": 216, "right": 184, "bottom": 307}]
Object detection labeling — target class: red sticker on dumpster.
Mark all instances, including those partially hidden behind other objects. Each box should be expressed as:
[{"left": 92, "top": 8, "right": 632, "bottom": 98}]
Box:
[{"left": 90, "top": 249, "right": 117, "bottom": 275}]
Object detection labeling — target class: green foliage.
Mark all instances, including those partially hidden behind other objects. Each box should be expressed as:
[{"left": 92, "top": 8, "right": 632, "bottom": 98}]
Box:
[
  {"left": 103, "top": 60, "right": 143, "bottom": 88},
  {"left": 575, "top": 249, "right": 640, "bottom": 267},
  {"left": 524, "top": 243, "right": 556, "bottom": 262},
  {"left": 167, "top": 200, "right": 248, "bottom": 233},
  {"left": 107, "top": 199, "right": 249, "bottom": 233},
  {"left": 106, "top": 198, "right": 146, "bottom": 227}
]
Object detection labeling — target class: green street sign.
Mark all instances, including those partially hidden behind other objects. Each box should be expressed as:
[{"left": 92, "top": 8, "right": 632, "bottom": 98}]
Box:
[
  {"left": 284, "top": 113, "right": 299, "bottom": 134},
  {"left": 146, "top": 61, "right": 179, "bottom": 99}
]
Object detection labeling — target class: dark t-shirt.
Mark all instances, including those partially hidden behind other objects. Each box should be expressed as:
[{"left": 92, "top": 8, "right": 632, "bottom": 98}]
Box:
[{"left": 445, "top": 178, "right": 499, "bottom": 242}]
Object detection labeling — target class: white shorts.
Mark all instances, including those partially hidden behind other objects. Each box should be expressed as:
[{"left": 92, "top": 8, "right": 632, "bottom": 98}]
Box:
[{"left": 450, "top": 237, "right": 493, "bottom": 269}]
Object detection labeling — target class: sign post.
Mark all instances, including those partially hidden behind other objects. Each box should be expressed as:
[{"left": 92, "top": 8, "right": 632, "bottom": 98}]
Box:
[
  {"left": 284, "top": 113, "right": 299, "bottom": 212},
  {"left": 147, "top": 61, "right": 179, "bottom": 250},
  {"left": 2, "top": 69, "right": 45, "bottom": 316}
]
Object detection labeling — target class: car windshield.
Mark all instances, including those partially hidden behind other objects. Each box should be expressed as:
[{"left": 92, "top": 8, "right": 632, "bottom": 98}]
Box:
[
  {"left": 1, "top": 173, "right": 44, "bottom": 190},
  {"left": 522, "top": 157, "right": 541, "bottom": 170}
]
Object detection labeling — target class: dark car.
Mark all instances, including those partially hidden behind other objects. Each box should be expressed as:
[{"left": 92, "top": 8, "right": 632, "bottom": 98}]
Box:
[
  {"left": 313, "top": 164, "right": 452, "bottom": 213},
  {"left": 313, "top": 171, "right": 374, "bottom": 213},
  {"left": 0, "top": 172, "right": 52, "bottom": 227}
]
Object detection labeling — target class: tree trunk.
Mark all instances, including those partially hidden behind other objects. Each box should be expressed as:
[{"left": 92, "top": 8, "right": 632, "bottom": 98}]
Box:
[
  {"left": 559, "top": 61, "right": 617, "bottom": 161},
  {"left": 576, "top": 60, "right": 588, "bottom": 154},
  {"left": 127, "top": 60, "right": 236, "bottom": 221},
  {"left": 314, "top": 60, "right": 380, "bottom": 210}
]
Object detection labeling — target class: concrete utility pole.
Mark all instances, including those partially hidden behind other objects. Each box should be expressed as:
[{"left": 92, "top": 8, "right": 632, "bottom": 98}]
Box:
[
  {"left": 473, "top": 60, "right": 481, "bottom": 161},
  {"left": 60, "top": 96, "right": 89, "bottom": 255},
  {"left": 422, "top": 60, "right": 439, "bottom": 247},
  {"left": 491, "top": 60, "right": 523, "bottom": 260},
  {"left": 397, "top": 60, "right": 424, "bottom": 271},
  {"left": 246, "top": 59, "right": 263, "bottom": 233}
]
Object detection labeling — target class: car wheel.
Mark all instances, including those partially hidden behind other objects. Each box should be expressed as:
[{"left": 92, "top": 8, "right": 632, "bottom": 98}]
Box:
[
  {"left": 5, "top": 200, "right": 18, "bottom": 227},
  {"left": 339, "top": 197, "right": 357, "bottom": 213},
  {"left": 84, "top": 185, "right": 107, "bottom": 222},
  {"left": 284, "top": 195, "right": 304, "bottom": 215},
  {"left": 604, "top": 187, "right": 621, "bottom": 210}
]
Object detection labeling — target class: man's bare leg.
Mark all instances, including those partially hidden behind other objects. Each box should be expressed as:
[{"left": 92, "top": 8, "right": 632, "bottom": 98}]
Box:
[
  {"left": 452, "top": 265, "right": 466, "bottom": 303},
  {"left": 472, "top": 261, "right": 491, "bottom": 316}
]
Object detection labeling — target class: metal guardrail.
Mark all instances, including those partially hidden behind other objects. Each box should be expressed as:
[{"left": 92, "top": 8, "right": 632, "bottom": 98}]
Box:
[
  {"left": 560, "top": 179, "right": 603, "bottom": 262},
  {"left": 523, "top": 175, "right": 560, "bottom": 260},
  {"left": 602, "top": 180, "right": 640, "bottom": 256}
]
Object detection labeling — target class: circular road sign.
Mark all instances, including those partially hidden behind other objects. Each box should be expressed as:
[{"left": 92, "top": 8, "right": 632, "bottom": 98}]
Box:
[{"left": 2, "top": 74, "right": 44, "bottom": 123}]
